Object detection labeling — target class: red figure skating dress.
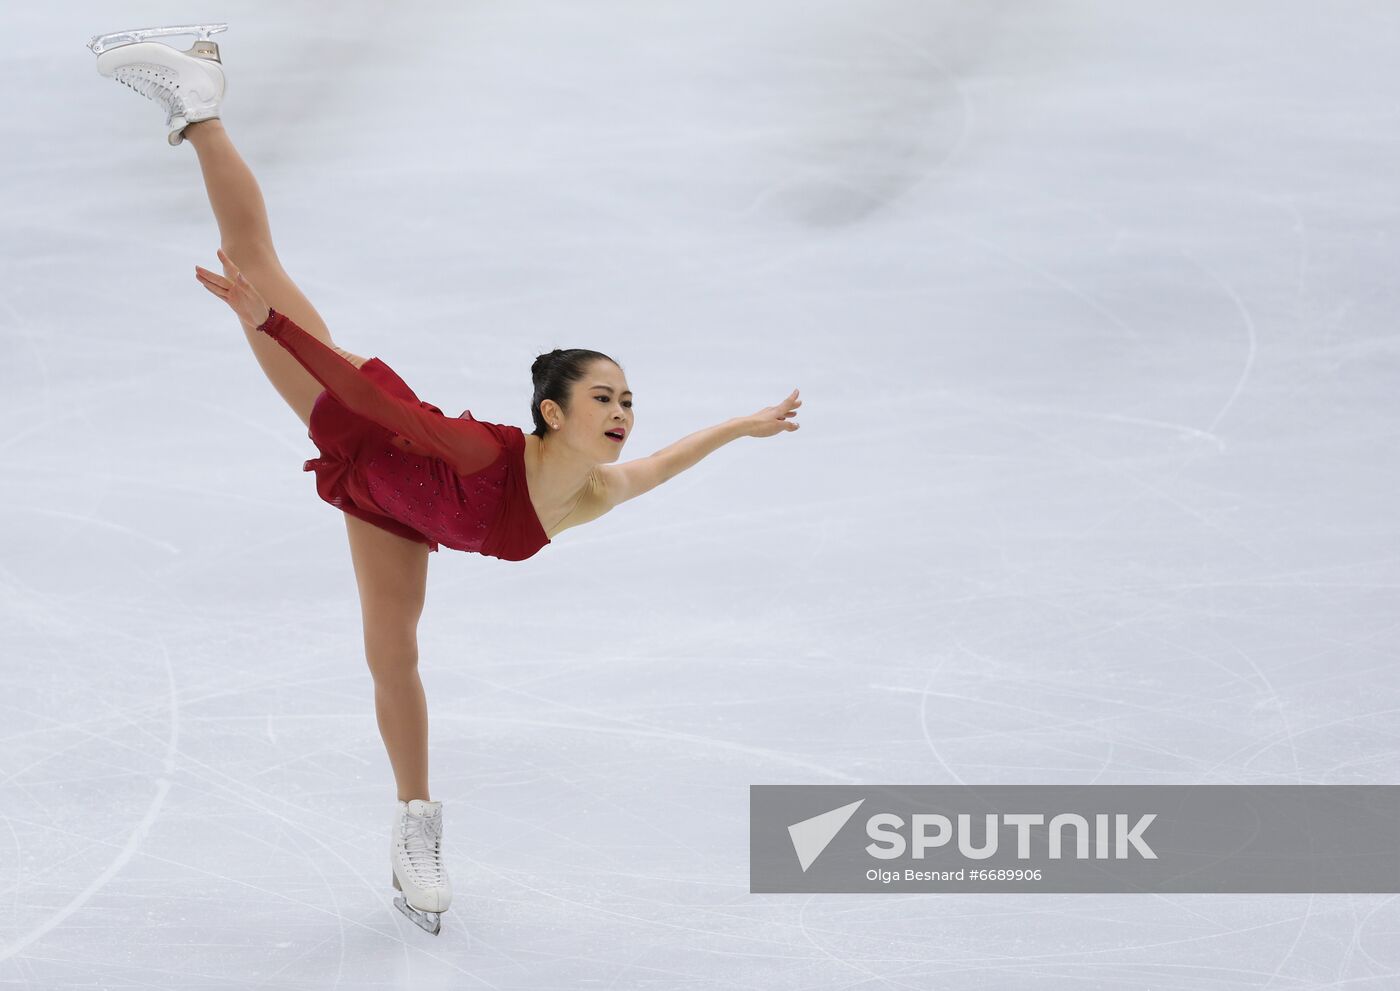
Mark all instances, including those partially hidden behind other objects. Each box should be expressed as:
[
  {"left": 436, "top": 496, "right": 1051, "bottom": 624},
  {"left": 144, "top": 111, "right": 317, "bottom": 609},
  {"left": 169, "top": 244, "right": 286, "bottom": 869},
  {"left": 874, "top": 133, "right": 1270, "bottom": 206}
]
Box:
[{"left": 255, "top": 308, "right": 550, "bottom": 562}]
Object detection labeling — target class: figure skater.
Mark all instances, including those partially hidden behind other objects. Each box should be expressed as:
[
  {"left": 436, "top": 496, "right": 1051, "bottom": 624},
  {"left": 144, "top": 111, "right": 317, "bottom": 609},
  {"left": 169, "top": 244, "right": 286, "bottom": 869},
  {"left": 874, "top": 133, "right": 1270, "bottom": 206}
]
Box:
[{"left": 87, "top": 23, "right": 801, "bottom": 935}]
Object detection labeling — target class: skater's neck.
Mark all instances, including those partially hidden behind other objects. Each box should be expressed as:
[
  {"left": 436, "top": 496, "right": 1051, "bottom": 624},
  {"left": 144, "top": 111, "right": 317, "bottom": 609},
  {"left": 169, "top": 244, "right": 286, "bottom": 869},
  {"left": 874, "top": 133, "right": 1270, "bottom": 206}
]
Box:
[{"left": 525, "top": 434, "right": 595, "bottom": 518}]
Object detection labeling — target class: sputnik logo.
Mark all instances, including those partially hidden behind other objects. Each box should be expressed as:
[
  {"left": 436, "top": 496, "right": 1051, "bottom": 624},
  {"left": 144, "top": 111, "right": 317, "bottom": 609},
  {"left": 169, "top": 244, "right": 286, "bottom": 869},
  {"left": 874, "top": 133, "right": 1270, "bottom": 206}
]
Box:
[{"left": 788, "top": 799, "right": 865, "bottom": 871}]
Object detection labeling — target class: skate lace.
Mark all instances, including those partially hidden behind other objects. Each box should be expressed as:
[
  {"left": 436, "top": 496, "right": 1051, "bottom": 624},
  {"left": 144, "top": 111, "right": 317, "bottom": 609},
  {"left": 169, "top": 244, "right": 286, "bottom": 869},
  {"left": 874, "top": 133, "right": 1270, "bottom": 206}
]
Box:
[
  {"left": 399, "top": 812, "right": 444, "bottom": 886},
  {"left": 113, "top": 66, "right": 186, "bottom": 116}
]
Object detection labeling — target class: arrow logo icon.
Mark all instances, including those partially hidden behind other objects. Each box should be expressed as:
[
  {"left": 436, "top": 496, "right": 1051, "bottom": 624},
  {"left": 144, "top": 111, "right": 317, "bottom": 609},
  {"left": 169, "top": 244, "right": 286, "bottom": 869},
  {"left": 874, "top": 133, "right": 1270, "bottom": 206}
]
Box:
[{"left": 788, "top": 799, "right": 865, "bottom": 871}]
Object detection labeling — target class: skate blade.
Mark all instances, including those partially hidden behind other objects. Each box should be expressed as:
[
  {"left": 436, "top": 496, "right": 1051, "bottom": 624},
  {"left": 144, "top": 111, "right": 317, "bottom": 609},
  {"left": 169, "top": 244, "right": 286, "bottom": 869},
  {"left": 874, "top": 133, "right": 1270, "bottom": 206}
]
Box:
[
  {"left": 87, "top": 23, "right": 228, "bottom": 55},
  {"left": 394, "top": 894, "right": 442, "bottom": 935}
]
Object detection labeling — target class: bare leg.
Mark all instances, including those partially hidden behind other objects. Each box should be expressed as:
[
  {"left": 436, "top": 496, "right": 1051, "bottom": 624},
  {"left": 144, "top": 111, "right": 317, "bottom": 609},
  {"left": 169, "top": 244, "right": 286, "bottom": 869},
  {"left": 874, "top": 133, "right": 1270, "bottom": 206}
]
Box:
[
  {"left": 184, "top": 119, "right": 365, "bottom": 428},
  {"left": 375, "top": 674, "right": 432, "bottom": 803},
  {"left": 344, "top": 513, "right": 434, "bottom": 803}
]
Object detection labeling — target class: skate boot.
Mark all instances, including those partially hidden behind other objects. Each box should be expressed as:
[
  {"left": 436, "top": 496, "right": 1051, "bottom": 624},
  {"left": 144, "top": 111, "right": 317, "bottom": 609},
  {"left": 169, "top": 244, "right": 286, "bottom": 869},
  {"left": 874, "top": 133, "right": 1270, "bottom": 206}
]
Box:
[
  {"left": 390, "top": 798, "right": 453, "bottom": 935},
  {"left": 87, "top": 24, "right": 228, "bottom": 147}
]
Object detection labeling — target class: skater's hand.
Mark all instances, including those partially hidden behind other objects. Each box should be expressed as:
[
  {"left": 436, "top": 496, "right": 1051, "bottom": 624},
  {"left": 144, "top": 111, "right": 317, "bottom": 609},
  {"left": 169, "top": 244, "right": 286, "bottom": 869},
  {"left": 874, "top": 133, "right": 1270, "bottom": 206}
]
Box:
[
  {"left": 194, "top": 248, "right": 271, "bottom": 329},
  {"left": 740, "top": 389, "right": 801, "bottom": 438}
]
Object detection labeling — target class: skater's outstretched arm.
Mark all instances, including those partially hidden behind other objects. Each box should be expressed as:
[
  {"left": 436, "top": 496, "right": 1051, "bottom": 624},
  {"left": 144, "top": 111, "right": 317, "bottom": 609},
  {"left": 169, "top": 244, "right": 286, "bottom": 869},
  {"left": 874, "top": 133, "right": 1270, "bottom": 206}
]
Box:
[
  {"left": 195, "top": 252, "right": 503, "bottom": 477},
  {"left": 598, "top": 390, "right": 801, "bottom": 508}
]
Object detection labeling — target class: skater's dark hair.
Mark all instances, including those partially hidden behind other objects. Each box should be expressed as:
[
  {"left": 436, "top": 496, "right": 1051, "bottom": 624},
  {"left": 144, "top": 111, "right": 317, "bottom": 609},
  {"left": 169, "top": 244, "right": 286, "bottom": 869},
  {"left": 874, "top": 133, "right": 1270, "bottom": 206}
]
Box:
[{"left": 529, "top": 349, "right": 622, "bottom": 438}]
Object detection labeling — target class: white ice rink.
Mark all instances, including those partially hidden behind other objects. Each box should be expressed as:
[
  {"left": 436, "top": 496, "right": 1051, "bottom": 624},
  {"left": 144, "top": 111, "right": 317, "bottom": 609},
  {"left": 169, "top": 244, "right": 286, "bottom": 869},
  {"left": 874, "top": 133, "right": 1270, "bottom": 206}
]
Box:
[{"left": 4, "top": 1, "right": 1400, "bottom": 987}]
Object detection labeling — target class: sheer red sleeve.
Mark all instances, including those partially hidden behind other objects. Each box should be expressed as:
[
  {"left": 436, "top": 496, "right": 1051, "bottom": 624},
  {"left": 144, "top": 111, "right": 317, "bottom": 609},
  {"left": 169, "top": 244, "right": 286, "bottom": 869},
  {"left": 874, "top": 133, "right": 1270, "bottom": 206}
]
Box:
[{"left": 255, "top": 308, "right": 504, "bottom": 477}]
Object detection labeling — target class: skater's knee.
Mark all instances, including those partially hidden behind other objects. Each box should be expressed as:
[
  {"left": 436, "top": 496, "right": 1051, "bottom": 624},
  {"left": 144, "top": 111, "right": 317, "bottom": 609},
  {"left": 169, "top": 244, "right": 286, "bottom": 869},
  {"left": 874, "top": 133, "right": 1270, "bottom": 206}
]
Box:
[
  {"left": 367, "top": 652, "right": 420, "bottom": 683},
  {"left": 364, "top": 629, "right": 420, "bottom": 680}
]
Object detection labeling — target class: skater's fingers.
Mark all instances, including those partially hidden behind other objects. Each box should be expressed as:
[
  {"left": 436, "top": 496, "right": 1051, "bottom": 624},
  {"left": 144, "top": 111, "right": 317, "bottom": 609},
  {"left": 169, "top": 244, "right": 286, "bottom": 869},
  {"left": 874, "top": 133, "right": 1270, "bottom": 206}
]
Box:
[
  {"left": 195, "top": 266, "right": 231, "bottom": 290},
  {"left": 195, "top": 274, "right": 229, "bottom": 300},
  {"left": 195, "top": 276, "right": 228, "bottom": 298}
]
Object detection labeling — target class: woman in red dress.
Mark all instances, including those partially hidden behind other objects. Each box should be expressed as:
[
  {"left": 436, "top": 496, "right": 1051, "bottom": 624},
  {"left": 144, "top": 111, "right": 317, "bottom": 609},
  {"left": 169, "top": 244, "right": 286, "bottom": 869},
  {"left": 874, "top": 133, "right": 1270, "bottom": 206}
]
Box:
[
  {"left": 94, "top": 20, "right": 800, "bottom": 933},
  {"left": 176, "top": 110, "right": 799, "bottom": 929}
]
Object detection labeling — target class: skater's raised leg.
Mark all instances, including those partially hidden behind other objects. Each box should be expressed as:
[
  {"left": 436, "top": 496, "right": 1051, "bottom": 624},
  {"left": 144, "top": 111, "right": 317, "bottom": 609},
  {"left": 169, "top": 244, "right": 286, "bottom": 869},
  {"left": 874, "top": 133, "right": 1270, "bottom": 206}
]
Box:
[
  {"left": 185, "top": 119, "right": 366, "bottom": 428},
  {"left": 91, "top": 29, "right": 365, "bottom": 426},
  {"left": 344, "top": 513, "right": 433, "bottom": 803}
]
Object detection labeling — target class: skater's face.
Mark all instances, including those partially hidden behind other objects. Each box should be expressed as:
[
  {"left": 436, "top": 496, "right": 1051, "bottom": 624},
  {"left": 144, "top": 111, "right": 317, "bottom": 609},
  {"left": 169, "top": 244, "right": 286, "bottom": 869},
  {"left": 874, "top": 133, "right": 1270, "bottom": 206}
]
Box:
[{"left": 554, "top": 359, "right": 632, "bottom": 462}]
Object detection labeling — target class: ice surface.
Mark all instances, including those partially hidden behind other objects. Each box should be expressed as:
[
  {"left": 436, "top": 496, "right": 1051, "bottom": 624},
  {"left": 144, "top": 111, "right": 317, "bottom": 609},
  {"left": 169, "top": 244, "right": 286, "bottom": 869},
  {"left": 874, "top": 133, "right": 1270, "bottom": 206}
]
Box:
[{"left": 3, "top": 1, "right": 1399, "bottom": 987}]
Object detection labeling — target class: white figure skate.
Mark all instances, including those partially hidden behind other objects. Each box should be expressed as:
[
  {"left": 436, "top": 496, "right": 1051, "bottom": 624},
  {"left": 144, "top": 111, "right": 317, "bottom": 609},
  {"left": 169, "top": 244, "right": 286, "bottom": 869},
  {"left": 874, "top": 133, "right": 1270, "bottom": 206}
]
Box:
[
  {"left": 87, "top": 24, "right": 228, "bottom": 146},
  {"left": 391, "top": 798, "right": 454, "bottom": 935}
]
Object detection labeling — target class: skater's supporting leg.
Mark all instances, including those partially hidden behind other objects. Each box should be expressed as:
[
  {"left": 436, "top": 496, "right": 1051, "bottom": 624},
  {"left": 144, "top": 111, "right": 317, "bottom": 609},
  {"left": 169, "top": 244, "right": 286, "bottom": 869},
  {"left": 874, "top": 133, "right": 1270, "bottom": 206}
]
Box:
[
  {"left": 376, "top": 673, "right": 431, "bottom": 803},
  {"left": 185, "top": 119, "right": 366, "bottom": 428},
  {"left": 344, "top": 513, "right": 433, "bottom": 803}
]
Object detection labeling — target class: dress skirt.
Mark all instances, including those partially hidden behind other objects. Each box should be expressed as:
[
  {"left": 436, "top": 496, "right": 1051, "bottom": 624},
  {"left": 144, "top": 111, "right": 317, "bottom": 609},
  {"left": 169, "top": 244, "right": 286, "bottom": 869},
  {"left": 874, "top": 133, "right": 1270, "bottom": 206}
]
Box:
[{"left": 301, "top": 357, "right": 441, "bottom": 551}]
